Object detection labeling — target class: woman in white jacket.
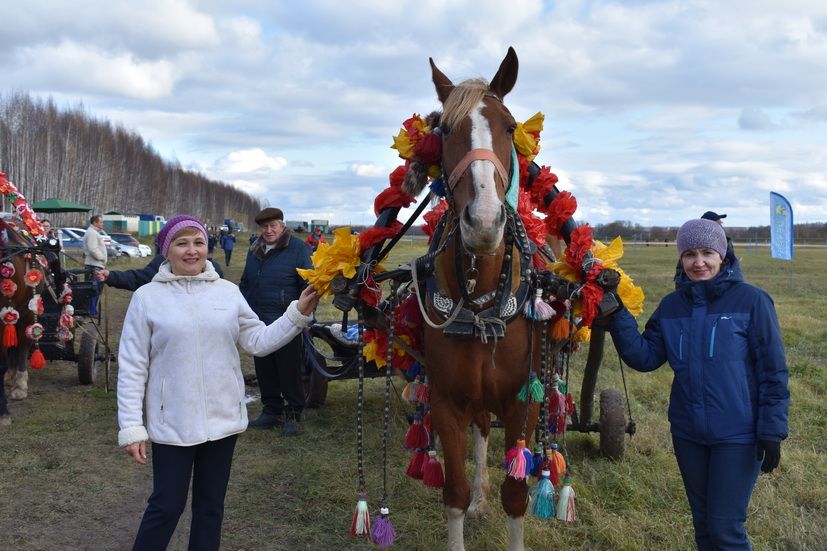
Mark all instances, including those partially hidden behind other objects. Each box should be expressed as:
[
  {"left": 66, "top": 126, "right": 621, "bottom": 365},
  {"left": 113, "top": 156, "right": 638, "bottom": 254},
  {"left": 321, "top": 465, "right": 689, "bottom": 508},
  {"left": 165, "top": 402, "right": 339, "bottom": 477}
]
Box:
[{"left": 117, "top": 215, "right": 319, "bottom": 551}]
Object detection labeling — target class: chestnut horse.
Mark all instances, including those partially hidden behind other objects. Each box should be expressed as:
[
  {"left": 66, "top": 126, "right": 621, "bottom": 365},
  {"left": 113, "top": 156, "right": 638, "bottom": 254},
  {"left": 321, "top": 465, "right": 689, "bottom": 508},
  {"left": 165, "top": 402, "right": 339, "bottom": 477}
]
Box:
[
  {"left": 0, "top": 220, "right": 55, "bottom": 425},
  {"left": 422, "top": 48, "right": 549, "bottom": 551}
]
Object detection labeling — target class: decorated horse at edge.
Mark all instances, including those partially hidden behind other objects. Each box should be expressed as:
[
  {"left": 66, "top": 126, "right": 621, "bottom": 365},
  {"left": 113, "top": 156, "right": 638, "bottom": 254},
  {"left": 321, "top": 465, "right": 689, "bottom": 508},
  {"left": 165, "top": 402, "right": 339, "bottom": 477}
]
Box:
[{"left": 0, "top": 172, "right": 70, "bottom": 425}]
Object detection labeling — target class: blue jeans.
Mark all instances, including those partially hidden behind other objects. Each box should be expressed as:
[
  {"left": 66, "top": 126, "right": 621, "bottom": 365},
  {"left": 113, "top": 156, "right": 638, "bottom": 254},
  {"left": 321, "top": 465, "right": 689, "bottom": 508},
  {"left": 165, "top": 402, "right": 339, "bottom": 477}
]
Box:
[
  {"left": 132, "top": 435, "right": 238, "bottom": 551},
  {"left": 672, "top": 436, "right": 762, "bottom": 551}
]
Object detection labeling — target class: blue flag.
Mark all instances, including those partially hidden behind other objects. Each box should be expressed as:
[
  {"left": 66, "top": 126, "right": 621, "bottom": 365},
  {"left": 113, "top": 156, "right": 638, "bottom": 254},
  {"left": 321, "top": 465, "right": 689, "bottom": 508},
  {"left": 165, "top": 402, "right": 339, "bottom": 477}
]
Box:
[{"left": 769, "top": 192, "right": 793, "bottom": 260}]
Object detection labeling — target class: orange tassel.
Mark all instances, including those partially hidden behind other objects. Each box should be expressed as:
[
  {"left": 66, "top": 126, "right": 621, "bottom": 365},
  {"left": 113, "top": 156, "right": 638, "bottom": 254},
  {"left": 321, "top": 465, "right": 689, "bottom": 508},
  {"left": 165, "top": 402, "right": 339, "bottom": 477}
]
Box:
[
  {"left": 3, "top": 324, "right": 17, "bottom": 347},
  {"left": 30, "top": 348, "right": 46, "bottom": 369},
  {"left": 551, "top": 318, "right": 572, "bottom": 341}
]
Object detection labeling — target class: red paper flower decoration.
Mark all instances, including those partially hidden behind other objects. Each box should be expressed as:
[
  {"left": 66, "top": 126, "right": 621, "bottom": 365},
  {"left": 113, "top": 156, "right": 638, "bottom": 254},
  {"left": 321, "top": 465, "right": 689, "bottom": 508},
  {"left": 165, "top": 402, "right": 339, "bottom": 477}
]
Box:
[
  {"left": 23, "top": 269, "right": 44, "bottom": 287},
  {"left": 422, "top": 199, "right": 449, "bottom": 242},
  {"left": 517, "top": 190, "right": 547, "bottom": 247},
  {"left": 0, "top": 278, "right": 17, "bottom": 298},
  {"left": 1, "top": 307, "right": 20, "bottom": 325},
  {"left": 25, "top": 323, "right": 45, "bottom": 341},
  {"left": 546, "top": 191, "right": 578, "bottom": 239},
  {"left": 0, "top": 262, "right": 15, "bottom": 279},
  {"left": 359, "top": 221, "right": 403, "bottom": 252},
  {"left": 565, "top": 224, "right": 594, "bottom": 271}
]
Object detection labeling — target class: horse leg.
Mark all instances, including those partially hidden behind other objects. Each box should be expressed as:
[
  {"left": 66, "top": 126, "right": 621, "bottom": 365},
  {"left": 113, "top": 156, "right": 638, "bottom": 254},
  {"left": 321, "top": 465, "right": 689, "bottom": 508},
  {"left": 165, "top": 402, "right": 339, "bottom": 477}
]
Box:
[
  {"left": 467, "top": 420, "right": 491, "bottom": 518},
  {"left": 8, "top": 347, "right": 29, "bottom": 401},
  {"left": 431, "top": 402, "right": 472, "bottom": 551},
  {"left": 499, "top": 402, "right": 540, "bottom": 551},
  {"left": 0, "top": 358, "right": 10, "bottom": 425}
]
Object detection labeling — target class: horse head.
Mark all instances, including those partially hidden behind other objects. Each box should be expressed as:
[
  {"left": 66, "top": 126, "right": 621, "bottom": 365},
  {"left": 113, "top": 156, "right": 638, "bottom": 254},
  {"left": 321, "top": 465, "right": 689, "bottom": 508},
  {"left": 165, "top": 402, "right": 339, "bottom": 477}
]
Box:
[{"left": 431, "top": 47, "right": 518, "bottom": 255}]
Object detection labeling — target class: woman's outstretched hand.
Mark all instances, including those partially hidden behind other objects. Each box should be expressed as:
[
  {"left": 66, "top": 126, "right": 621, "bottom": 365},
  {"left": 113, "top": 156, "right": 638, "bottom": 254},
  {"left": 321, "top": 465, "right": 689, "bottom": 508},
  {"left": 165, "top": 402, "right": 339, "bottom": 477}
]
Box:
[{"left": 297, "top": 286, "right": 321, "bottom": 316}]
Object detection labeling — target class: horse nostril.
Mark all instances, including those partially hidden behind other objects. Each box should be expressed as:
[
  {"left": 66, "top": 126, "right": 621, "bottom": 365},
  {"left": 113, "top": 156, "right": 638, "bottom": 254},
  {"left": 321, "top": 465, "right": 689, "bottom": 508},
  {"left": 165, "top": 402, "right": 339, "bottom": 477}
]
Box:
[{"left": 462, "top": 205, "right": 474, "bottom": 227}]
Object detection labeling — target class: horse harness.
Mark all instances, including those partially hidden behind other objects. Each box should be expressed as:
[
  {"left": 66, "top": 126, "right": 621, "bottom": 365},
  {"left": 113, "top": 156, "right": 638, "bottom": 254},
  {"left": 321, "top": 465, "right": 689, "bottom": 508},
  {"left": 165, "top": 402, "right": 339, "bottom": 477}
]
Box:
[{"left": 414, "top": 208, "right": 534, "bottom": 341}]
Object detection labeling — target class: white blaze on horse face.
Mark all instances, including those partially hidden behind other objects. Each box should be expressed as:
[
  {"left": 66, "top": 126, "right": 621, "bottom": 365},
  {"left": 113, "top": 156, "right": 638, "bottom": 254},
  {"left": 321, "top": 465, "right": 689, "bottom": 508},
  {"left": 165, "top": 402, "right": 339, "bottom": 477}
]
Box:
[{"left": 468, "top": 104, "right": 501, "bottom": 224}]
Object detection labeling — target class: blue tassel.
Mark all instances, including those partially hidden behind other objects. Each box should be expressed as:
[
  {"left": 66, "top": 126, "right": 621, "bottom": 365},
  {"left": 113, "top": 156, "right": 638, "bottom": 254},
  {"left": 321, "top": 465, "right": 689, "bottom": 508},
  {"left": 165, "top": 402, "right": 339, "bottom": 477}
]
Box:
[
  {"left": 429, "top": 178, "right": 446, "bottom": 197},
  {"left": 406, "top": 361, "right": 421, "bottom": 379},
  {"left": 531, "top": 470, "right": 556, "bottom": 519}
]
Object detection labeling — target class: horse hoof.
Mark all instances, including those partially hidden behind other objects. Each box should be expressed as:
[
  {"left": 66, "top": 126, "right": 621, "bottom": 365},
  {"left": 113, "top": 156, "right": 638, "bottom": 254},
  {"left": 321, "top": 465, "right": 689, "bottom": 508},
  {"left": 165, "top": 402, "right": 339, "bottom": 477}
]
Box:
[
  {"left": 0, "top": 415, "right": 11, "bottom": 426},
  {"left": 9, "top": 389, "right": 27, "bottom": 400}
]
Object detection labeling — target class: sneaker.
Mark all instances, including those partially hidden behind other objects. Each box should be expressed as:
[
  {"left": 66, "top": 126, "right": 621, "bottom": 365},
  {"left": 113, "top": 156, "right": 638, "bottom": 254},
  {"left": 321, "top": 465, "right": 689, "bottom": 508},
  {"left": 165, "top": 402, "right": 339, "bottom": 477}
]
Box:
[
  {"left": 248, "top": 412, "right": 283, "bottom": 429},
  {"left": 280, "top": 418, "right": 303, "bottom": 437}
]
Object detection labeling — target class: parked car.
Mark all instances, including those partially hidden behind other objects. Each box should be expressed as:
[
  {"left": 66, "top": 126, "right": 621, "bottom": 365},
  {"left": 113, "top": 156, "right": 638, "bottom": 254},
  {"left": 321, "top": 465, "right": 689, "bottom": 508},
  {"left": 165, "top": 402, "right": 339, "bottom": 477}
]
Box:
[
  {"left": 58, "top": 228, "right": 119, "bottom": 258},
  {"left": 63, "top": 227, "right": 112, "bottom": 246},
  {"left": 109, "top": 233, "right": 141, "bottom": 257},
  {"left": 110, "top": 233, "right": 150, "bottom": 258}
]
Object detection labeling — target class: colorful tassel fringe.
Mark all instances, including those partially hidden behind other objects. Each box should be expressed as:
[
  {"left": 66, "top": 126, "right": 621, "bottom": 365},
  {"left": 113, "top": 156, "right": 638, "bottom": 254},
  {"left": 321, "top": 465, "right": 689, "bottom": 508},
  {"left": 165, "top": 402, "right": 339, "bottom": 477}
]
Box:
[
  {"left": 350, "top": 493, "right": 371, "bottom": 538},
  {"left": 3, "top": 323, "right": 17, "bottom": 348},
  {"left": 504, "top": 439, "right": 533, "bottom": 480},
  {"left": 556, "top": 474, "right": 576, "bottom": 523},
  {"left": 423, "top": 450, "right": 445, "bottom": 488},
  {"left": 531, "top": 470, "right": 556, "bottom": 519},
  {"left": 404, "top": 415, "right": 429, "bottom": 449},
  {"left": 371, "top": 507, "right": 397, "bottom": 548},
  {"left": 29, "top": 347, "right": 46, "bottom": 369},
  {"left": 406, "top": 449, "right": 427, "bottom": 480},
  {"left": 518, "top": 372, "right": 544, "bottom": 403}
]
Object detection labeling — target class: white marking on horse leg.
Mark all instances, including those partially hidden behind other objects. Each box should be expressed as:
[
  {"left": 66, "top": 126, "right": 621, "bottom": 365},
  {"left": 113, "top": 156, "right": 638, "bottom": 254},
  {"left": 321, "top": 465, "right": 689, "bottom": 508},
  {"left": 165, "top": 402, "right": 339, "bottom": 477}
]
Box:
[
  {"left": 9, "top": 370, "right": 28, "bottom": 401},
  {"left": 0, "top": 414, "right": 11, "bottom": 426},
  {"left": 446, "top": 506, "right": 466, "bottom": 551},
  {"left": 507, "top": 516, "right": 525, "bottom": 551},
  {"left": 3, "top": 369, "right": 13, "bottom": 388},
  {"left": 467, "top": 426, "right": 490, "bottom": 517}
]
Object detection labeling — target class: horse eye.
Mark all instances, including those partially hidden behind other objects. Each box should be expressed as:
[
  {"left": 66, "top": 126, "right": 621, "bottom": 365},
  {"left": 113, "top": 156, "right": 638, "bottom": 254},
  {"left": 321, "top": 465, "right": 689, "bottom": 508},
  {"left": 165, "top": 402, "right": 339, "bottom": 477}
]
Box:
[{"left": 507, "top": 125, "right": 516, "bottom": 134}]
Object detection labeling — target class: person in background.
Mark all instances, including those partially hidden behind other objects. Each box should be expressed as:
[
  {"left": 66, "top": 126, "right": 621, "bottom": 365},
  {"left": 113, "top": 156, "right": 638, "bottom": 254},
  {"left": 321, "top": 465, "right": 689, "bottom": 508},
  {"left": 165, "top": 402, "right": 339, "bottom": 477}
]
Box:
[
  {"left": 83, "top": 214, "right": 108, "bottom": 276},
  {"left": 600, "top": 218, "right": 789, "bottom": 551},
  {"left": 220, "top": 231, "right": 236, "bottom": 267},
  {"left": 117, "top": 214, "right": 320, "bottom": 551},
  {"left": 95, "top": 235, "right": 224, "bottom": 291},
  {"left": 240, "top": 207, "right": 312, "bottom": 436},
  {"left": 305, "top": 225, "right": 326, "bottom": 252},
  {"left": 700, "top": 211, "right": 735, "bottom": 259},
  {"left": 207, "top": 232, "right": 217, "bottom": 257}
]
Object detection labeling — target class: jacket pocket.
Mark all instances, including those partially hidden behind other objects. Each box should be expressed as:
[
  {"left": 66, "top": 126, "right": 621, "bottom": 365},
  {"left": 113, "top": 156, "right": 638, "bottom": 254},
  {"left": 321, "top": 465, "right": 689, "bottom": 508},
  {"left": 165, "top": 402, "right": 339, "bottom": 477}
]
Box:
[{"left": 708, "top": 319, "right": 718, "bottom": 359}]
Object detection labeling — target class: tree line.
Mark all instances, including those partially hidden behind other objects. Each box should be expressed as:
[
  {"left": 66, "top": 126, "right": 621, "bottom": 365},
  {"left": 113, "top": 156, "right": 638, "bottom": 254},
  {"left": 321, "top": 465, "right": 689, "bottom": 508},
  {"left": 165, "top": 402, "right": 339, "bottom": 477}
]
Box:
[
  {"left": 0, "top": 92, "right": 261, "bottom": 228},
  {"left": 594, "top": 220, "right": 827, "bottom": 244}
]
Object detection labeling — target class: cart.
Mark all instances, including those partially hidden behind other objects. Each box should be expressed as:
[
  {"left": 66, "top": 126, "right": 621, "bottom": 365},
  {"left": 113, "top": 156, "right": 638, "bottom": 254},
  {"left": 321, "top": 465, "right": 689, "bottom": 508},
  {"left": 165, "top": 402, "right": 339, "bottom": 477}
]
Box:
[{"left": 38, "top": 270, "right": 113, "bottom": 386}]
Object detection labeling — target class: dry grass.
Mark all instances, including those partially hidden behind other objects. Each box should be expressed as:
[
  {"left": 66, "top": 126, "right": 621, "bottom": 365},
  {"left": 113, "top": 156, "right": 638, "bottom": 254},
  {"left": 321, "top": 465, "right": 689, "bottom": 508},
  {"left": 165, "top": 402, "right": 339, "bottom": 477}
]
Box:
[{"left": 0, "top": 238, "right": 824, "bottom": 550}]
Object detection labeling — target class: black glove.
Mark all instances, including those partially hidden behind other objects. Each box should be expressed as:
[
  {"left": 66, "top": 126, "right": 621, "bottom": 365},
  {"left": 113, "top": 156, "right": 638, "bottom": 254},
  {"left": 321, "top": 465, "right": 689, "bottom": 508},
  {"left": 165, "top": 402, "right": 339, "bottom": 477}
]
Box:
[{"left": 756, "top": 439, "right": 781, "bottom": 473}]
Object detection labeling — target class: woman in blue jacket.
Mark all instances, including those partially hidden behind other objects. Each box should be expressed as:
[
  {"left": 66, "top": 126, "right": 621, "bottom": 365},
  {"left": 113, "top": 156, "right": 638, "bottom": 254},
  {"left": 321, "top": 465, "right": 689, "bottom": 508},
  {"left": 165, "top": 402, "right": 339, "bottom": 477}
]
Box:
[{"left": 604, "top": 218, "right": 789, "bottom": 551}]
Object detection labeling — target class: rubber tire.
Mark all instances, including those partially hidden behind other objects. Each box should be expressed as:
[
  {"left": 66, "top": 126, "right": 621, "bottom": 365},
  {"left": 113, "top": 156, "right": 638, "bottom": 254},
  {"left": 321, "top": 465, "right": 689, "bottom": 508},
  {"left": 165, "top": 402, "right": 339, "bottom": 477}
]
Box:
[
  {"left": 599, "top": 388, "right": 626, "bottom": 460},
  {"left": 78, "top": 330, "right": 99, "bottom": 385},
  {"left": 303, "top": 348, "right": 329, "bottom": 408}
]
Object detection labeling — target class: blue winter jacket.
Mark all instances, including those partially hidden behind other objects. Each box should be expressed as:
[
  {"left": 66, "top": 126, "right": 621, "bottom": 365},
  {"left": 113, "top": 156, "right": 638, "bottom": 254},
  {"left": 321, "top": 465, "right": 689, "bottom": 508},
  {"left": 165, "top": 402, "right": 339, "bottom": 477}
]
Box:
[
  {"left": 607, "top": 258, "right": 789, "bottom": 445},
  {"left": 239, "top": 234, "right": 312, "bottom": 324}
]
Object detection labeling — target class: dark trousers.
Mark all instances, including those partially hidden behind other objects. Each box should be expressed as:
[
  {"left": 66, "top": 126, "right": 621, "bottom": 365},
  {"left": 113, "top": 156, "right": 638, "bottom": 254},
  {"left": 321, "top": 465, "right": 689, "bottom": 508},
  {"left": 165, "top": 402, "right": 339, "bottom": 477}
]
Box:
[
  {"left": 254, "top": 333, "right": 305, "bottom": 418},
  {"left": 672, "top": 436, "right": 762, "bottom": 551},
  {"left": 133, "top": 434, "right": 238, "bottom": 551},
  {"left": 223, "top": 249, "right": 232, "bottom": 266}
]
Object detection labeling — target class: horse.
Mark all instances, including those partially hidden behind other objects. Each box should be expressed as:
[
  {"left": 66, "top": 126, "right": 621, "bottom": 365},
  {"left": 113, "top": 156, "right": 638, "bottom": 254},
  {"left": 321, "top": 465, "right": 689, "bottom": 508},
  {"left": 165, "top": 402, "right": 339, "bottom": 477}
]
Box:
[
  {"left": 418, "top": 48, "right": 558, "bottom": 551},
  {"left": 0, "top": 217, "right": 62, "bottom": 425}
]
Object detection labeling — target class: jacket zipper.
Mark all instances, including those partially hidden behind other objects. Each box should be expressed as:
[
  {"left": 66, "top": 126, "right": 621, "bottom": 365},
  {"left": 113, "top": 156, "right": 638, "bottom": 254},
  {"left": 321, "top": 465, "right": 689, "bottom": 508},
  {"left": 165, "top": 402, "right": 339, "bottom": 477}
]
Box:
[
  {"left": 160, "top": 377, "right": 166, "bottom": 424},
  {"left": 678, "top": 329, "right": 684, "bottom": 360},
  {"left": 708, "top": 319, "right": 718, "bottom": 359}
]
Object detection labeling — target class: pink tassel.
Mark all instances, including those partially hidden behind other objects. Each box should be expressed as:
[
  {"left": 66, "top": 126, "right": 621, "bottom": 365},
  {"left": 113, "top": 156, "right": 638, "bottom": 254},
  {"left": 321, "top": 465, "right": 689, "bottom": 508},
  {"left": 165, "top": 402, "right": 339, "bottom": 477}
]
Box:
[
  {"left": 504, "top": 439, "right": 533, "bottom": 480},
  {"left": 404, "top": 415, "right": 429, "bottom": 449},
  {"left": 414, "top": 377, "right": 430, "bottom": 404},
  {"left": 350, "top": 493, "right": 371, "bottom": 538},
  {"left": 532, "top": 289, "right": 556, "bottom": 320},
  {"left": 423, "top": 450, "right": 445, "bottom": 488}
]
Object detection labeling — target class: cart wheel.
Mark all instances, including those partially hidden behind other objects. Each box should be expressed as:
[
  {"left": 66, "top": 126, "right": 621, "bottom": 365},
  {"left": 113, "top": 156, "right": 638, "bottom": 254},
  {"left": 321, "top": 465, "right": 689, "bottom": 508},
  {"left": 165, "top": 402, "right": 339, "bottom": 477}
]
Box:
[
  {"left": 303, "top": 346, "right": 329, "bottom": 408},
  {"left": 78, "top": 331, "right": 100, "bottom": 385},
  {"left": 599, "top": 388, "right": 626, "bottom": 459}
]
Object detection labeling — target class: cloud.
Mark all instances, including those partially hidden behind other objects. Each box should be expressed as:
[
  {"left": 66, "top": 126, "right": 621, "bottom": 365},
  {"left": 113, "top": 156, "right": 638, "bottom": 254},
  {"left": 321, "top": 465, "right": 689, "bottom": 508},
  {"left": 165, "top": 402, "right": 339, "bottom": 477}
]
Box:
[
  {"left": 349, "top": 163, "right": 387, "bottom": 177},
  {"left": 738, "top": 108, "right": 775, "bottom": 130},
  {"left": 212, "top": 148, "right": 288, "bottom": 174}
]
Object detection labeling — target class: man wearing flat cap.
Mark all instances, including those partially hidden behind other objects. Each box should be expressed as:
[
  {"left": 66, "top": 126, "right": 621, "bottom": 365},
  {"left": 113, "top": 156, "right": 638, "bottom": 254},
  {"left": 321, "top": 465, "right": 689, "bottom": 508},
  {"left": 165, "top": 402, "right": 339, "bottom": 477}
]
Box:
[{"left": 240, "top": 207, "right": 312, "bottom": 436}]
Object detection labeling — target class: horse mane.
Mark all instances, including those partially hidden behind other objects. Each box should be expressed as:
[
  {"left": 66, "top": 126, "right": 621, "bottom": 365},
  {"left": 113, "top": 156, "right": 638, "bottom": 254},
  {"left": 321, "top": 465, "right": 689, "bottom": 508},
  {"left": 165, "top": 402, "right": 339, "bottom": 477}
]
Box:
[{"left": 441, "top": 78, "right": 489, "bottom": 131}]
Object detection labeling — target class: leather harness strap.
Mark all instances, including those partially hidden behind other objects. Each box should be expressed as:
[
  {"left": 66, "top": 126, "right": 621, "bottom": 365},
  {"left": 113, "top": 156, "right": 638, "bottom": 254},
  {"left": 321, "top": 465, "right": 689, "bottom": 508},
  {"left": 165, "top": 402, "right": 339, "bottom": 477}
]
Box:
[{"left": 447, "top": 148, "right": 509, "bottom": 190}]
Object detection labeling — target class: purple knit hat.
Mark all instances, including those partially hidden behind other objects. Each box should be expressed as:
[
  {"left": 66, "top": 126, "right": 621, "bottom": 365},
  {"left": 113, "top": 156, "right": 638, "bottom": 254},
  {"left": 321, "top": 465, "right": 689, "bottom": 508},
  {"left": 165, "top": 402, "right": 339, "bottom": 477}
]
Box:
[
  {"left": 676, "top": 219, "right": 727, "bottom": 259},
  {"left": 157, "top": 215, "right": 208, "bottom": 257}
]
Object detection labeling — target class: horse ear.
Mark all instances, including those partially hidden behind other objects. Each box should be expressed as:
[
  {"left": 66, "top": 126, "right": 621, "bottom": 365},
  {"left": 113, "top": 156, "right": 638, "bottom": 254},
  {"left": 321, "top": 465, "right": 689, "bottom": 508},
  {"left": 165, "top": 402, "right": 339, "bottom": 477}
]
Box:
[
  {"left": 430, "top": 57, "right": 454, "bottom": 104},
  {"left": 490, "top": 46, "right": 519, "bottom": 99}
]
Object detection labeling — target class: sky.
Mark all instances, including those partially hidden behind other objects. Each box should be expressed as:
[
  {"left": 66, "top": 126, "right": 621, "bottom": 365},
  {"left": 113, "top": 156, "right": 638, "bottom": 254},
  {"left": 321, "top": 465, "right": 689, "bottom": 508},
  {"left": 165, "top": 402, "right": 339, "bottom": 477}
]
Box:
[{"left": 2, "top": 0, "right": 826, "bottom": 228}]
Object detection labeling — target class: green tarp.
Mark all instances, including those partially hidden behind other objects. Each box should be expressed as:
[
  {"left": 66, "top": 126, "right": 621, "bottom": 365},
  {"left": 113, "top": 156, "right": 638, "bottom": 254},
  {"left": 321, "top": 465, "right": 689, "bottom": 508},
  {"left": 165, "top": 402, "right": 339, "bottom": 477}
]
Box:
[{"left": 30, "top": 197, "right": 93, "bottom": 213}]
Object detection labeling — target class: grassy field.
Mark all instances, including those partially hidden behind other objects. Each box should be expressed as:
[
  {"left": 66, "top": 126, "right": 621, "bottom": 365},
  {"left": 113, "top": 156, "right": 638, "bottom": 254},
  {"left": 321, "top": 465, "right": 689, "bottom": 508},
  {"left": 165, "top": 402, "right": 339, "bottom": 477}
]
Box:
[{"left": 0, "top": 237, "right": 824, "bottom": 550}]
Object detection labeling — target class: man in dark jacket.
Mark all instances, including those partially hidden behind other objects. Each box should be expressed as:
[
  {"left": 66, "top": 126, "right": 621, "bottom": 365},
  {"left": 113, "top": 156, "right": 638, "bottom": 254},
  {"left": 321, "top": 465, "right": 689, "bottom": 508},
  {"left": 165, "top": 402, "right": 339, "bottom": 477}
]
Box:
[
  {"left": 95, "top": 245, "right": 224, "bottom": 291},
  {"left": 240, "top": 207, "right": 312, "bottom": 436}
]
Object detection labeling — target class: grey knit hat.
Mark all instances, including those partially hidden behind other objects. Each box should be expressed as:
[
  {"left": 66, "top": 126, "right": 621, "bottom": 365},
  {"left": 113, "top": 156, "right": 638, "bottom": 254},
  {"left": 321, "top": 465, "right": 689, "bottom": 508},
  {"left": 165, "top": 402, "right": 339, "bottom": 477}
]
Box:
[{"left": 676, "top": 219, "right": 727, "bottom": 259}]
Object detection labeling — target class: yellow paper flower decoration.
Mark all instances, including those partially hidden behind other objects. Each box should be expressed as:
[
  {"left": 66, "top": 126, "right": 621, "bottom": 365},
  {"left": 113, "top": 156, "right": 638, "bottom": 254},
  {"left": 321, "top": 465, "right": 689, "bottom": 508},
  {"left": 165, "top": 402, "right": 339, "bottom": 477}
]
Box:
[
  {"left": 391, "top": 115, "right": 431, "bottom": 160},
  {"left": 296, "top": 227, "right": 361, "bottom": 297},
  {"left": 513, "top": 112, "right": 544, "bottom": 161},
  {"left": 548, "top": 236, "right": 645, "bottom": 320}
]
